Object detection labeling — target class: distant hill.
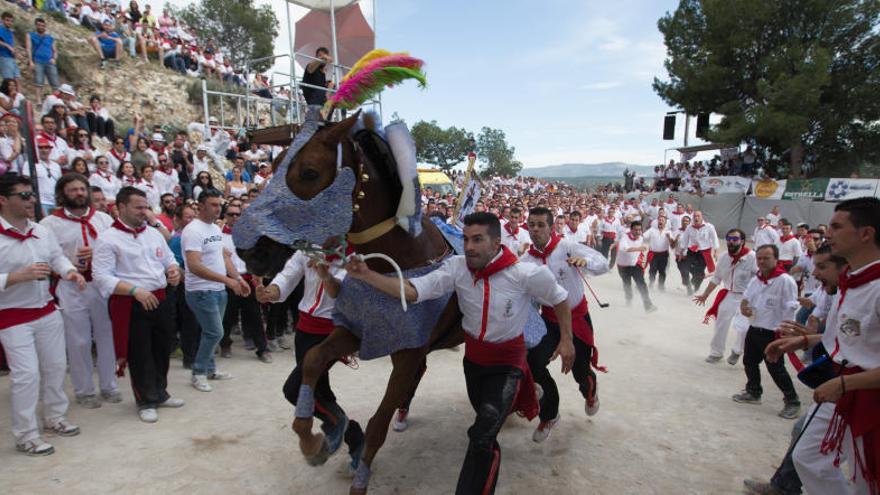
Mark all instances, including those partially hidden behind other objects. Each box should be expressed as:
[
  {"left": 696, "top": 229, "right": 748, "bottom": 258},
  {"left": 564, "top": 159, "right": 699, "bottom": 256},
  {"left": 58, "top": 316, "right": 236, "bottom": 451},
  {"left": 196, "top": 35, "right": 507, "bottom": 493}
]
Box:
[{"left": 522, "top": 162, "right": 655, "bottom": 178}]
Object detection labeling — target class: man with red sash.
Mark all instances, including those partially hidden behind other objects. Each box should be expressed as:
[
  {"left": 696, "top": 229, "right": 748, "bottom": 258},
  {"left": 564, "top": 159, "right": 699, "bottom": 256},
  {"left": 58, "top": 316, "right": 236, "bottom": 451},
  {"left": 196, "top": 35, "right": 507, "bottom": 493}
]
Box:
[
  {"left": 521, "top": 207, "right": 609, "bottom": 443},
  {"left": 40, "top": 174, "right": 119, "bottom": 409},
  {"left": 765, "top": 197, "right": 880, "bottom": 495},
  {"left": 736, "top": 244, "right": 801, "bottom": 419},
  {"left": 346, "top": 212, "right": 573, "bottom": 495},
  {"left": 597, "top": 206, "right": 620, "bottom": 264},
  {"left": 0, "top": 175, "right": 85, "bottom": 456},
  {"left": 778, "top": 219, "right": 803, "bottom": 272},
  {"left": 694, "top": 228, "right": 756, "bottom": 365},
  {"left": 257, "top": 247, "right": 365, "bottom": 472},
  {"left": 500, "top": 207, "right": 530, "bottom": 255},
  {"left": 92, "top": 187, "right": 185, "bottom": 424},
  {"left": 643, "top": 214, "right": 673, "bottom": 291},
  {"left": 616, "top": 220, "right": 658, "bottom": 313},
  {"left": 681, "top": 210, "right": 719, "bottom": 294}
]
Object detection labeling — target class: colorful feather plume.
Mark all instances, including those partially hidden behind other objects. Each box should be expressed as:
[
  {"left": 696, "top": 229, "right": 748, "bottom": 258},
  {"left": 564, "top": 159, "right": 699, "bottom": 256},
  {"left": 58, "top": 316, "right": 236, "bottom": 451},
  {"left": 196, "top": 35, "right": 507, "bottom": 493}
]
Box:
[
  {"left": 327, "top": 52, "right": 427, "bottom": 111},
  {"left": 341, "top": 49, "right": 394, "bottom": 82}
]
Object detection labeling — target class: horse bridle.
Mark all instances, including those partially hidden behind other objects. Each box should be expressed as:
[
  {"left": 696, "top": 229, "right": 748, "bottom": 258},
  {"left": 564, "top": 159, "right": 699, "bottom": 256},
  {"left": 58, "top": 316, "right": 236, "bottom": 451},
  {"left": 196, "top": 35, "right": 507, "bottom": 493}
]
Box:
[{"left": 337, "top": 137, "right": 398, "bottom": 246}]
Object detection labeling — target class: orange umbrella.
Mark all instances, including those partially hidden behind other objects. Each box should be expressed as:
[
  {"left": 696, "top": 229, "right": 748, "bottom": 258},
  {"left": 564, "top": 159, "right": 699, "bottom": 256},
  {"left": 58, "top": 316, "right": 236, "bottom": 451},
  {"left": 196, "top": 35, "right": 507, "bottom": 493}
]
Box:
[{"left": 294, "top": 3, "right": 375, "bottom": 70}]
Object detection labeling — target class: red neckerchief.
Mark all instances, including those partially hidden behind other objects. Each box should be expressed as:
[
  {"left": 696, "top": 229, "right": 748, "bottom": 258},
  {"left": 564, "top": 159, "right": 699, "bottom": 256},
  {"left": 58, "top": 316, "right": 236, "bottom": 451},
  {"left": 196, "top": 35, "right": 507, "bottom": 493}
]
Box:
[
  {"left": 325, "top": 245, "right": 355, "bottom": 263},
  {"left": 757, "top": 262, "right": 787, "bottom": 284},
  {"left": 837, "top": 261, "right": 880, "bottom": 308},
  {"left": 111, "top": 219, "right": 146, "bottom": 238},
  {"left": 567, "top": 223, "right": 579, "bottom": 234},
  {"left": 221, "top": 224, "right": 232, "bottom": 235},
  {"left": 0, "top": 221, "right": 38, "bottom": 241},
  {"left": 627, "top": 232, "right": 641, "bottom": 241},
  {"left": 605, "top": 215, "right": 615, "bottom": 224},
  {"left": 470, "top": 245, "right": 519, "bottom": 283},
  {"left": 52, "top": 208, "right": 98, "bottom": 240},
  {"left": 122, "top": 176, "right": 137, "bottom": 186},
  {"left": 730, "top": 246, "right": 751, "bottom": 265},
  {"left": 780, "top": 234, "right": 796, "bottom": 242},
  {"left": 691, "top": 223, "right": 704, "bottom": 230},
  {"left": 96, "top": 169, "right": 112, "bottom": 181},
  {"left": 37, "top": 131, "right": 56, "bottom": 143},
  {"left": 527, "top": 234, "right": 561, "bottom": 264},
  {"left": 503, "top": 221, "right": 519, "bottom": 236},
  {"left": 257, "top": 170, "right": 270, "bottom": 179},
  {"left": 110, "top": 148, "right": 127, "bottom": 162},
  {"left": 158, "top": 166, "right": 174, "bottom": 176}
]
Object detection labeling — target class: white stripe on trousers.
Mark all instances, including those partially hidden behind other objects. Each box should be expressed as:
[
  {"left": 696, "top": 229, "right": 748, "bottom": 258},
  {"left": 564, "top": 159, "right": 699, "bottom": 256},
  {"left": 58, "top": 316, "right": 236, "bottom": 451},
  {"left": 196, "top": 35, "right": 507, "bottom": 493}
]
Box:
[
  {"left": 0, "top": 311, "right": 69, "bottom": 443},
  {"left": 709, "top": 292, "right": 748, "bottom": 357},
  {"left": 793, "top": 402, "right": 870, "bottom": 495},
  {"left": 57, "top": 281, "right": 117, "bottom": 397}
]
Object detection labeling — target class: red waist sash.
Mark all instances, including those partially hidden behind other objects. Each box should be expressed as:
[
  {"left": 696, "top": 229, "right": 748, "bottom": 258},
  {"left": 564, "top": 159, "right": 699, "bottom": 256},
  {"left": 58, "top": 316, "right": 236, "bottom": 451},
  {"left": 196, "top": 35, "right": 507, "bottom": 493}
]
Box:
[
  {"left": 296, "top": 311, "right": 334, "bottom": 335},
  {"left": 464, "top": 334, "right": 539, "bottom": 420},
  {"left": 109, "top": 289, "right": 166, "bottom": 376},
  {"left": 602, "top": 232, "right": 616, "bottom": 240},
  {"left": 689, "top": 247, "right": 716, "bottom": 273},
  {"left": 0, "top": 302, "right": 57, "bottom": 330}
]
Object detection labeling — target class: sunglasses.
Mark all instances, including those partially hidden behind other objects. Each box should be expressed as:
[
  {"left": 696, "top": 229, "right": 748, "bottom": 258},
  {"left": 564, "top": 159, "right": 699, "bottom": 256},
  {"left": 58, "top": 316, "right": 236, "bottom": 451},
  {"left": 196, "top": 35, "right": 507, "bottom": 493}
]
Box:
[
  {"left": 725, "top": 236, "right": 743, "bottom": 242},
  {"left": 38, "top": 146, "right": 52, "bottom": 150},
  {"left": 225, "top": 212, "right": 240, "bottom": 217},
  {"left": 97, "top": 161, "right": 109, "bottom": 165},
  {"left": 5, "top": 191, "right": 36, "bottom": 200}
]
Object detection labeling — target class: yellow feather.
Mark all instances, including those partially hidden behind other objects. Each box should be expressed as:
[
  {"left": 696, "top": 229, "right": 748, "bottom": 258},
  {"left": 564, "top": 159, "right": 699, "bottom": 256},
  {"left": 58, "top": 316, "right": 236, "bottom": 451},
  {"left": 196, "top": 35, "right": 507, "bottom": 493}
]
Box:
[{"left": 341, "top": 49, "right": 407, "bottom": 81}]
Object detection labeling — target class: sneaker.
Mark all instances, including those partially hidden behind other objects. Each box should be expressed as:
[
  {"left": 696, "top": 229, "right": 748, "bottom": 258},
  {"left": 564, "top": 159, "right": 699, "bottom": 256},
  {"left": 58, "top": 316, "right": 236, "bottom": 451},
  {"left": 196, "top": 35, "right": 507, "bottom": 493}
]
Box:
[
  {"left": 138, "top": 408, "right": 158, "bottom": 423},
  {"left": 391, "top": 409, "right": 409, "bottom": 432},
  {"left": 16, "top": 438, "right": 54, "bottom": 456},
  {"left": 220, "top": 347, "right": 232, "bottom": 358},
  {"left": 243, "top": 338, "right": 256, "bottom": 351},
  {"left": 76, "top": 394, "right": 102, "bottom": 409},
  {"left": 743, "top": 479, "right": 784, "bottom": 495},
  {"left": 267, "top": 339, "right": 280, "bottom": 352},
  {"left": 705, "top": 354, "right": 723, "bottom": 364},
  {"left": 208, "top": 370, "right": 233, "bottom": 380},
  {"left": 100, "top": 59, "right": 107, "bottom": 69},
  {"left": 586, "top": 395, "right": 600, "bottom": 416},
  {"left": 732, "top": 391, "right": 761, "bottom": 404},
  {"left": 277, "top": 336, "right": 291, "bottom": 350},
  {"left": 779, "top": 402, "right": 801, "bottom": 420},
  {"left": 727, "top": 352, "right": 741, "bottom": 366},
  {"left": 44, "top": 419, "right": 80, "bottom": 437},
  {"left": 258, "top": 352, "right": 273, "bottom": 364},
  {"left": 532, "top": 415, "right": 560, "bottom": 443},
  {"left": 101, "top": 390, "right": 123, "bottom": 403},
  {"left": 191, "top": 374, "right": 212, "bottom": 392},
  {"left": 158, "top": 397, "right": 185, "bottom": 408},
  {"left": 645, "top": 304, "right": 658, "bottom": 313}
]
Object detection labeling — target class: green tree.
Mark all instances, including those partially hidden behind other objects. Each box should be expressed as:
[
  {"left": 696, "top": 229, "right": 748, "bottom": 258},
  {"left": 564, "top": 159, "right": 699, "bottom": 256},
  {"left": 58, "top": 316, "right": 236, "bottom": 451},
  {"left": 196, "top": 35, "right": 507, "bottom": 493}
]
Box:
[
  {"left": 173, "top": 0, "right": 279, "bottom": 73},
  {"left": 411, "top": 120, "right": 475, "bottom": 171},
  {"left": 654, "top": 0, "right": 880, "bottom": 178},
  {"left": 476, "top": 127, "right": 522, "bottom": 177}
]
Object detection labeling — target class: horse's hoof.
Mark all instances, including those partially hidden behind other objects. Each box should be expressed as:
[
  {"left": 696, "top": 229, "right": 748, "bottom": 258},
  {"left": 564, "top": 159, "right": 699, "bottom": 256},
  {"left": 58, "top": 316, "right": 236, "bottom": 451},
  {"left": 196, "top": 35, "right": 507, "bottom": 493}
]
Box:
[
  {"left": 292, "top": 417, "right": 314, "bottom": 436},
  {"left": 350, "top": 461, "right": 372, "bottom": 494},
  {"left": 305, "top": 435, "right": 330, "bottom": 466}
]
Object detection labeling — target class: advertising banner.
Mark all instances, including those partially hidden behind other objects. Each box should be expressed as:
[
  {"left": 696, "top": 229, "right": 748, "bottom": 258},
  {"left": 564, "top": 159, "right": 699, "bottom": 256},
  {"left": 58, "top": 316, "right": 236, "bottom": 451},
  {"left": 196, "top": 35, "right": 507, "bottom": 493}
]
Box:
[
  {"left": 824, "top": 178, "right": 879, "bottom": 202},
  {"left": 781, "top": 178, "right": 829, "bottom": 201},
  {"left": 700, "top": 176, "right": 751, "bottom": 194},
  {"left": 751, "top": 178, "right": 787, "bottom": 200}
]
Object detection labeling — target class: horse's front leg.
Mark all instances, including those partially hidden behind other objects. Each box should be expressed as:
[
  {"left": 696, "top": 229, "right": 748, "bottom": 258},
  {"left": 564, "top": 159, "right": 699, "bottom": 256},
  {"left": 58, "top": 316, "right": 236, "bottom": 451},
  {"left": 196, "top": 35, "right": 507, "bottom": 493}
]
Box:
[
  {"left": 350, "top": 347, "right": 426, "bottom": 495},
  {"left": 291, "top": 326, "right": 359, "bottom": 463}
]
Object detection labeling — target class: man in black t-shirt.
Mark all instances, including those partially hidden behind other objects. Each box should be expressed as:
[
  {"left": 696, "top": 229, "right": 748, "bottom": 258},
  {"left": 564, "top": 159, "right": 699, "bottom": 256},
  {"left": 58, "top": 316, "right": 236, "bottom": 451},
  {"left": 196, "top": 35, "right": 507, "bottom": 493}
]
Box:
[{"left": 302, "top": 47, "right": 334, "bottom": 106}]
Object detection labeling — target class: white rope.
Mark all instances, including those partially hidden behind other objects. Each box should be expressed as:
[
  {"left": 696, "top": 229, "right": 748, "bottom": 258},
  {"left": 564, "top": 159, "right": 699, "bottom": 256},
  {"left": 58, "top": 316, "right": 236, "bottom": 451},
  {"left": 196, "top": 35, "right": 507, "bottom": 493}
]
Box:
[{"left": 308, "top": 246, "right": 409, "bottom": 312}]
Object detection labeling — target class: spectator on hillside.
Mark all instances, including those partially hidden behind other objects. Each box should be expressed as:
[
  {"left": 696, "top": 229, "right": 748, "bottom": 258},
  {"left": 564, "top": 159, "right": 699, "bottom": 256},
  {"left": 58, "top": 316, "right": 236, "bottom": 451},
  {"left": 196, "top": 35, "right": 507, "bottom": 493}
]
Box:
[
  {"left": 116, "top": 160, "right": 139, "bottom": 189},
  {"left": 130, "top": 136, "right": 153, "bottom": 170},
  {"left": 225, "top": 156, "right": 252, "bottom": 183},
  {"left": 0, "top": 12, "right": 19, "bottom": 82},
  {"left": 41, "top": 83, "right": 76, "bottom": 118},
  {"left": 0, "top": 78, "right": 26, "bottom": 115},
  {"left": 115, "top": 14, "right": 141, "bottom": 60},
  {"left": 42, "top": 0, "right": 63, "bottom": 13},
  {"left": 79, "top": 0, "right": 103, "bottom": 31},
  {"left": 161, "top": 38, "right": 186, "bottom": 74},
  {"left": 71, "top": 128, "right": 97, "bottom": 169},
  {"left": 141, "top": 4, "right": 156, "bottom": 28},
  {"left": 224, "top": 165, "right": 248, "bottom": 198},
  {"left": 88, "top": 155, "right": 119, "bottom": 202},
  {"left": 106, "top": 135, "right": 130, "bottom": 173},
  {"left": 69, "top": 156, "right": 89, "bottom": 176},
  {"left": 0, "top": 112, "right": 23, "bottom": 174},
  {"left": 90, "top": 20, "right": 123, "bottom": 69},
  {"left": 137, "top": 24, "right": 163, "bottom": 63},
  {"left": 46, "top": 103, "right": 76, "bottom": 140},
  {"left": 37, "top": 113, "right": 70, "bottom": 169},
  {"left": 25, "top": 17, "right": 60, "bottom": 104},
  {"left": 86, "top": 95, "right": 115, "bottom": 140},
  {"left": 127, "top": 1, "right": 142, "bottom": 24},
  {"left": 22, "top": 138, "right": 62, "bottom": 214},
  {"left": 66, "top": 4, "right": 82, "bottom": 25}
]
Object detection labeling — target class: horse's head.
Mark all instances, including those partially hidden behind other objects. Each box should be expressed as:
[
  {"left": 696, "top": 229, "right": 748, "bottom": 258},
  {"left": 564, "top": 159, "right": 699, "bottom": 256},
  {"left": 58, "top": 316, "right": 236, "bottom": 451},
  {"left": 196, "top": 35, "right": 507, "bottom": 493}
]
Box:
[{"left": 234, "top": 110, "right": 402, "bottom": 277}]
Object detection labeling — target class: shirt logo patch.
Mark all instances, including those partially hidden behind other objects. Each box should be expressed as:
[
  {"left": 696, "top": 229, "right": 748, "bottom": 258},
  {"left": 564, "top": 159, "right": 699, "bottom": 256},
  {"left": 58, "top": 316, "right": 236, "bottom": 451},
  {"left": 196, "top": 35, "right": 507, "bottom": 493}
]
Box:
[
  {"left": 156, "top": 248, "right": 163, "bottom": 258},
  {"left": 839, "top": 315, "right": 861, "bottom": 337},
  {"left": 504, "top": 299, "right": 513, "bottom": 318}
]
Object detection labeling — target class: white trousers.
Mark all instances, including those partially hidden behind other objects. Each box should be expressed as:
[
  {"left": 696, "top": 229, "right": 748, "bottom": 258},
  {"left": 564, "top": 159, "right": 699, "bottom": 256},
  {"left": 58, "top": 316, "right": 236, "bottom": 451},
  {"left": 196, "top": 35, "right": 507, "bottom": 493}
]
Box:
[
  {"left": 709, "top": 292, "right": 748, "bottom": 357},
  {"left": 57, "top": 281, "right": 117, "bottom": 397},
  {"left": 0, "top": 311, "right": 69, "bottom": 443},
  {"left": 793, "top": 402, "right": 870, "bottom": 494}
]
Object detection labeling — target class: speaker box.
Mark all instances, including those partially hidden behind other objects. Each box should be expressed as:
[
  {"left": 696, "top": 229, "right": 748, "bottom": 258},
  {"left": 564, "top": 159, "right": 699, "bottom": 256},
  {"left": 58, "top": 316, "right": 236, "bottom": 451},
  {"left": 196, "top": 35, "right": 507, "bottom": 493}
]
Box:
[
  {"left": 663, "top": 115, "right": 675, "bottom": 140},
  {"left": 696, "top": 113, "right": 710, "bottom": 138}
]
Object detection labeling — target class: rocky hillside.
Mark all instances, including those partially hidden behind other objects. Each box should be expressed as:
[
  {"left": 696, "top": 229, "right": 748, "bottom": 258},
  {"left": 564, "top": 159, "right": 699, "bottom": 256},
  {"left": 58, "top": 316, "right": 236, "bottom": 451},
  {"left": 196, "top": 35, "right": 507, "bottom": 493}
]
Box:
[{"left": 10, "top": 9, "right": 204, "bottom": 130}]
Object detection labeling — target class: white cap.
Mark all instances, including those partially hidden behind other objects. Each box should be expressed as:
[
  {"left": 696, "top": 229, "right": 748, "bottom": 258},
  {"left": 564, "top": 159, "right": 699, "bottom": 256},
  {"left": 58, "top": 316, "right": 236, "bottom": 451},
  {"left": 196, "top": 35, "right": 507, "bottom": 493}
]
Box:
[
  {"left": 151, "top": 132, "right": 165, "bottom": 142},
  {"left": 196, "top": 144, "right": 208, "bottom": 152},
  {"left": 59, "top": 84, "right": 76, "bottom": 96}
]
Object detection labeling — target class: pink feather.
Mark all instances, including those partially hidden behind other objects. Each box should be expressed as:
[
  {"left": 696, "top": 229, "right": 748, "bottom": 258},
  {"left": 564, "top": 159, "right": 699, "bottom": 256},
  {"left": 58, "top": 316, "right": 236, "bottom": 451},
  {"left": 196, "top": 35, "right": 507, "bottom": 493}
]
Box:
[{"left": 329, "top": 55, "right": 426, "bottom": 109}]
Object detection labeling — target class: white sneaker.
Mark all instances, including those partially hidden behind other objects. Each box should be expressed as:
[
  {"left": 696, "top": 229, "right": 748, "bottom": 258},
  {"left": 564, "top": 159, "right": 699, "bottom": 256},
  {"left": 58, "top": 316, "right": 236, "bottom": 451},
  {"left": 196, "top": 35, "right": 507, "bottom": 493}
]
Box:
[
  {"left": 391, "top": 409, "right": 409, "bottom": 432},
  {"left": 208, "top": 370, "right": 233, "bottom": 380},
  {"left": 158, "top": 397, "right": 185, "bottom": 408},
  {"left": 586, "top": 395, "right": 600, "bottom": 417},
  {"left": 191, "top": 375, "right": 213, "bottom": 392},
  {"left": 16, "top": 437, "right": 54, "bottom": 456},
  {"left": 138, "top": 408, "right": 158, "bottom": 423},
  {"left": 532, "top": 415, "right": 560, "bottom": 443}
]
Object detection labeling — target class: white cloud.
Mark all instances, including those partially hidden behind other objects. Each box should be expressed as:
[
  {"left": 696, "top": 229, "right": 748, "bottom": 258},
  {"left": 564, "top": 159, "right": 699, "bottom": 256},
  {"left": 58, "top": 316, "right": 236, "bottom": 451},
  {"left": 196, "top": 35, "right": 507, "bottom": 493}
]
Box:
[
  {"left": 599, "top": 36, "right": 631, "bottom": 52},
  {"left": 580, "top": 81, "right": 622, "bottom": 91}
]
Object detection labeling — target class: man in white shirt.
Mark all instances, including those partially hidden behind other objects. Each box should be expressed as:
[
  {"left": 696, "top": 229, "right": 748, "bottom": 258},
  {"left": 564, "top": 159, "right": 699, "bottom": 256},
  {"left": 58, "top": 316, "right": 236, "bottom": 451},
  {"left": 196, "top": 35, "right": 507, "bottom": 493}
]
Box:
[
  {"left": 92, "top": 187, "right": 185, "bottom": 423},
  {"left": 135, "top": 164, "right": 161, "bottom": 211},
  {"left": 22, "top": 138, "right": 62, "bottom": 215},
  {"left": 182, "top": 189, "right": 249, "bottom": 392},
  {"left": 643, "top": 215, "right": 673, "bottom": 291},
  {"left": 694, "top": 228, "right": 757, "bottom": 365},
  {"left": 778, "top": 218, "right": 802, "bottom": 272},
  {"left": 681, "top": 211, "right": 719, "bottom": 295},
  {"left": 0, "top": 175, "right": 85, "bottom": 455},
  {"left": 40, "top": 174, "right": 119, "bottom": 409},
  {"left": 753, "top": 216, "right": 779, "bottom": 249},
  {"left": 563, "top": 210, "right": 589, "bottom": 245},
  {"left": 597, "top": 207, "right": 620, "bottom": 264},
  {"left": 105, "top": 136, "right": 131, "bottom": 173},
  {"left": 499, "top": 207, "right": 530, "bottom": 255},
  {"left": 616, "top": 220, "right": 657, "bottom": 313},
  {"left": 153, "top": 154, "right": 180, "bottom": 197},
  {"left": 37, "top": 114, "right": 70, "bottom": 169},
  {"left": 737, "top": 244, "right": 801, "bottom": 419},
  {"left": 522, "top": 207, "right": 609, "bottom": 442},
  {"left": 766, "top": 205, "right": 781, "bottom": 228},
  {"left": 343, "top": 212, "right": 573, "bottom": 494}
]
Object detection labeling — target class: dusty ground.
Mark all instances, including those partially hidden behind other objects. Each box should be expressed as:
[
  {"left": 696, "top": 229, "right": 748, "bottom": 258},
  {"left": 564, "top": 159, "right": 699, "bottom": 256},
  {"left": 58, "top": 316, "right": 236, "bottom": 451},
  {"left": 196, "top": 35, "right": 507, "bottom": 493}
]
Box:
[{"left": 0, "top": 265, "right": 811, "bottom": 495}]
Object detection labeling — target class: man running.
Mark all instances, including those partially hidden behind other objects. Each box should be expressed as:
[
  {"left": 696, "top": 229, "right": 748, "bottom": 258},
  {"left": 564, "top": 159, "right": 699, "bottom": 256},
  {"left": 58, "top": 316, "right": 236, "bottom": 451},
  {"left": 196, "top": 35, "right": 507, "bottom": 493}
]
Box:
[{"left": 616, "top": 220, "right": 657, "bottom": 313}]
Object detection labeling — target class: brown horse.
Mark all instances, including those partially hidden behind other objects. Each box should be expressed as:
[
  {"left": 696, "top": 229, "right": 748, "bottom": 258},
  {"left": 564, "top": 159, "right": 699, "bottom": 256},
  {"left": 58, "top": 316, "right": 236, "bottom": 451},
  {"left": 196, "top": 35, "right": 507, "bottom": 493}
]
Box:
[{"left": 237, "top": 113, "right": 463, "bottom": 494}]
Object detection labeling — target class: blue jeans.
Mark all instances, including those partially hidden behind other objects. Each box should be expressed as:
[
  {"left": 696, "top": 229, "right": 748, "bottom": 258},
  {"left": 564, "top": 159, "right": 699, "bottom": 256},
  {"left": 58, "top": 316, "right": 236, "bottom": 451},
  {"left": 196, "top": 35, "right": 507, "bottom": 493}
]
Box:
[
  {"left": 186, "top": 289, "right": 227, "bottom": 376},
  {"left": 33, "top": 62, "right": 59, "bottom": 88},
  {"left": 42, "top": 0, "right": 64, "bottom": 12},
  {"left": 0, "top": 57, "right": 20, "bottom": 80}
]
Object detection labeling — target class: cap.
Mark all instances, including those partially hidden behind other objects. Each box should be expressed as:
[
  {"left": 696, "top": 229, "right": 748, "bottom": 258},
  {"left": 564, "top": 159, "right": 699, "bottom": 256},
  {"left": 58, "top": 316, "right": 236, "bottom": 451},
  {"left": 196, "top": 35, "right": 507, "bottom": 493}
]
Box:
[
  {"left": 196, "top": 144, "right": 208, "bottom": 152},
  {"left": 36, "top": 137, "right": 52, "bottom": 148},
  {"left": 59, "top": 84, "right": 76, "bottom": 96},
  {"left": 151, "top": 133, "right": 165, "bottom": 142}
]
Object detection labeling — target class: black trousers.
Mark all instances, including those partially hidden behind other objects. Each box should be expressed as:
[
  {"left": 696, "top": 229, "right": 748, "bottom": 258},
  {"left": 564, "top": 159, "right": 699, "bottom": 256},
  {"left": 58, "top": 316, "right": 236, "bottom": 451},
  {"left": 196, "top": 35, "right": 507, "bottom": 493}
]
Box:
[
  {"left": 686, "top": 250, "right": 707, "bottom": 292},
  {"left": 528, "top": 317, "right": 596, "bottom": 422},
  {"left": 771, "top": 414, "right": 806, "bottom": 494},
  {"left": 170, "top": 282, "right": 200, "bottom": 366},
  {"left": 86, "top": 112, "right": 115, "bottom": 139},
  {"left": 618, "top": 265, "right": 653, "bottom": 309},
  {"left": 456, "top": 359, "right": 522, "bottom": 495},
  {"left": 264, "top": 280, "right": 303, "bottom": 340},
  {"left": 648, "top": 251, "right": 669, "bottom": 288},
  {"left": 128, "top": 297, "right": 175, "bottom": 409},
  {"left": 676, "top": 255, "right": 692, "bottom": 291},
  {"left": 221, "top": 287, "right": 268, "bottom": 355},
  {"left": 600, "top": 237, "right": 618, "bottom": 266},
  {"left": 743, "top": 326, "right": 799, "bottom": 403}
]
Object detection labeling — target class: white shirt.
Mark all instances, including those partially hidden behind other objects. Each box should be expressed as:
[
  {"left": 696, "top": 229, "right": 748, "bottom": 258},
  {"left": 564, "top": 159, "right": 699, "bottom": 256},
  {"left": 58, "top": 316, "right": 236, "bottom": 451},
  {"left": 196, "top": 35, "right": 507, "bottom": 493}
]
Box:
[
  {"left": 135, "top": 179, "right": 161, "bottom": 210},
  {"left": 92, "top": 222, "right": 177, "bottom": 298},
  {"left": 88, "top": 170, "right": 120, "bottom": 201},
  {"left": 39, "top": 208, "right": 113, "bottom": 271},
  {"left": 0, "top": 136, "right": 24, "bottom": 174},
  {"left": 753, "top": 225, "right": 780, "bottom": 249},
  {"left": 181, "top": 219, "right": 227, "bottom": 292},
  {"left": 562, "top": 223, "right": 589, "bottom": 244},
  {"left": 583, "top": 214, "right": 599, "bottom": 238},
  {"left": 811, "top": 289, "right": 832, "bottom": 322},
  {"left": 644, "top": 226, "right": 672, "bottom": 253},
  {"left": 766, "top": 212, "right": 781, "bottom": 227},
  {"left": 153, "top": 167, "right": 179, "bottom": 197},
  {"left": 779, "top": 236, "right": 802, "bottom": 262},
  {"left": 221, "top": 230, "right": 246, "bottom": 274},
  {"left": 824, "top": 260, "right": 880, "bottom": 369},
  {"left": 795, "top": 254, "right": 821, "bottom": 295},
  {"left": 710, "top": 249, "right": 758, "bottom": 293},
  {"left": 22, "top": 159, "right": 61, "bottom": 206},
  {"left": 500, "top": 221, "right": 530, "bottom": 255},
  {"left": 682, "top": 222, "right": 719, "bottom": 251},
  {"left": 0, "top": 217, "right": 75, "bottom": 310},
  {"left": 520, "top": 238, "right": 608, "bottom": 310},
  {"left": 106, "top": 149, "right": 131, "bottom": 174},
  {"left": 191, "top": 155, "right": 211, "bottom": 180},
  {"left": 742, "top": 273, "right": 799, "bottom": 330},
  {"left": 270, "top": 251, "right": 346, "bottom": 319},
  {"left": 409, "top": 253, "right": 567, "bottom": 343},
  {"left": 597, "top": 216, "right": 619, "bottom": 240},
  {"left": 616, "top": 233, "right": 646, "bottom": 267}
]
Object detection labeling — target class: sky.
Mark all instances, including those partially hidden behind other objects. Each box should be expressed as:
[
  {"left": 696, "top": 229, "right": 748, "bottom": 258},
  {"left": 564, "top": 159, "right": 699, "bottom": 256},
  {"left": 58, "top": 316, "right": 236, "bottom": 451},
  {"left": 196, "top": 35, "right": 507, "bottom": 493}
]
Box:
[{"left": 157, "top": 0, "right": 711, "bottom": 169}]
